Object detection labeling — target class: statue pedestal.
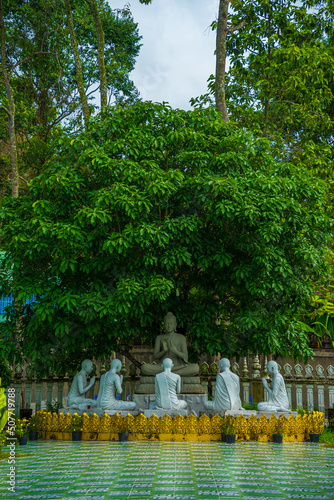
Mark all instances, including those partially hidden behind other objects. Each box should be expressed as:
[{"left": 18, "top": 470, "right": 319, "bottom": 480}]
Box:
[
  {"left": 59, "top": 408, "right": 140, "bottom": 417},
  {"left": 144, "top": 409, "right": 188, "bottom": 418},
  {"left": 198, "top": 409, "right": 257, "bottom": 418},
  {"left": 225, "top": 409, "right": 257, "bottom": 417},
  {"left": 133, "top": 393, "right": 207, "bottom": 417},
  {"left": 136, "top": 376, "right": 205, "bottom": 394},
  {"left": 256, "top": 410, "right": 297, "bottom": 419}
]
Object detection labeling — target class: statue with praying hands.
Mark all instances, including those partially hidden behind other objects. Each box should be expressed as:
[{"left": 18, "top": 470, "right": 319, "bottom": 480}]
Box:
[{"left": 141, "top": 311, "right": 199, "bottom": 377}]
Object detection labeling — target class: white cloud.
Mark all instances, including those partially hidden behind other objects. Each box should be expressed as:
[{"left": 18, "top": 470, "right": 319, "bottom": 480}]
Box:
[{"left": 110, "top": 0, "right": 218, "bottom": 109}]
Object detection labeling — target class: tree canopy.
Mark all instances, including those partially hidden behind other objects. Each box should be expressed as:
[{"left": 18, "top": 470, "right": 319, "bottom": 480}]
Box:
[{"left": 0, "top": 102, "right": 330, "bottom": 374}]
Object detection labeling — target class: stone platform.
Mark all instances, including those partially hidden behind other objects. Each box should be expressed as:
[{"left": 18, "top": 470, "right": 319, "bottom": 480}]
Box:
[
  {"left": 136, "top": 376, "right": 205, "bottom": 394},
  {"left": 59, "top": 408, "right": 140, "bottom": 417},
  {"left": 133, "top": 394, "right": 207, "bottom": 417},
  {"left": 144, "top": 409, "right": 188, "bottom": 418},
  {"left": 255, "top": 410, "right": 298, "bottom": 419},
  {"left": 59, "top": 406, "right": 297, "bottom": 419},
  {"left": 198, "top": 409, "right": 257, "bottom": 418}
]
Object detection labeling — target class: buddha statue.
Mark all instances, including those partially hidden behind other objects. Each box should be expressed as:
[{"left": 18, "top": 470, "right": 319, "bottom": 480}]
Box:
[{"left": 141, "top": 312, "right": 199, "bottom": 377}]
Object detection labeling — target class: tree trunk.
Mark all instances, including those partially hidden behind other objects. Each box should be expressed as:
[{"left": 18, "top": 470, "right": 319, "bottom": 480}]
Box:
[
  {"left": 64, "top": 0, "right": 90, "bottom": 128},
  {"left": 264, "top": 9, "right": 272, "bottom": 135},
  {"left": 0, "top": 0, "right": 19, "bottom": 197},
  {"left": 85, "top": 0, "right": 108, "bottom": 109},
  {"left": 215, "top": 0, "right": 229, "bottom": 121}
]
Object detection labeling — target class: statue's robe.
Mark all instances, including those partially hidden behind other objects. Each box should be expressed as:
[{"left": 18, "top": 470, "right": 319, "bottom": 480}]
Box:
[
  {"left": 154, "top": 371, "right": 187, "bottom": 410},
  {"left": 99, "top": 372, "right": 136, "bottom": 411},
  {"left": 205, "top": 371, "right": 242, "bottom": 411},
  {"left": 258, "top": 373, "right": 289, "bottom": 411},
  {"left": 67, "top": 374, "right": 96, "bottom": 409}
]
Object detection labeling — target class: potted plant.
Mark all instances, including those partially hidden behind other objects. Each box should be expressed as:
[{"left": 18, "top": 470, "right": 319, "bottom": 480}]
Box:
[
  {"left": 118, "top": 423, "right": 130, "bottom": 442},
  {"left": 310, "top": 432, "right": 320, "bottom": 443},
  {"left": 68, "top": 413, "right": 83, "bottom": 441},
  {"left": 28, "top": 414, "right": 39, "bottom": 441},
  {"left": 0, "top": 432, "right": 6, "bottom": 453},
  {"left": 221, "top": 418, "right": 236, "bottom": 444},
  {"left": 15, "top": 418, "right": 29, "bottom": 445},
  {"left": 273, "top": 422, "right": 284, "bottom": 443}
]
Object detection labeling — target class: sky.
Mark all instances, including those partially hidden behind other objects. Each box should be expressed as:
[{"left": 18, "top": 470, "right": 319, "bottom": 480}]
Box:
[{"left": 110, "top": 0, "right": 218, "bottom": 110}]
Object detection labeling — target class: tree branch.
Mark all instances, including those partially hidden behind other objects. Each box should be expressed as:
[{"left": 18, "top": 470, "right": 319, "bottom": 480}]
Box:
[
  {"left": 228, "top": 21, "right": 246, "bottom": 34},
  {"left": 0, "top": 104, "right": 9, "bottom": 116},
  {"left": 9, "top": 51, "right": 57, "bottom": 77},
  {"left": 116, "top": 347, "right": 141, "bottom": 368}
]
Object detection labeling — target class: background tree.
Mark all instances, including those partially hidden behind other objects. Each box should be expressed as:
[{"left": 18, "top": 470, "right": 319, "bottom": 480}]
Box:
[
  {"left": 193, "top": 0, "right": 334, "bottom": 180},
  {"left": 0, "top": 102, "right": 330, "bottom": 374},
  {"left": 0, "top": 0, "right": 141, "bottom": 195}
]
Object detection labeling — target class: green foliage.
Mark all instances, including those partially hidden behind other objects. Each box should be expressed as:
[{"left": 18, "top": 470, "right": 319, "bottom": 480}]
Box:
[
  {"left": 0, "top": 379, "right": 7, "bottom": 434},
  {"left": 0, "top": 359, "right": 13, "bottom": 388},
  {"left": 0, "top": 0, "right": 141, "bottom": 183},
  {"left": 221, "top": 417, "right": 236, "bottom": 435},
  {"left": 297, "top": 250, "right": 334, "bottom": 346},
  {"left": 320, "top": 426, "right": 334, "bottom": 447},
  {"left": 68, "top": 414, "right": 83, "bottom": 432},
  {"left": 46, "top": 401, "right": 62, "bottom": 414},
  {"left": 192, "top": 0, "right": 334, "bottom": 184},
  {"left": 0, "top": 102, "right": 330, "bottom": 372},
  {"left": 242, "top": 402, "right": 258, "bottom": 411},
  {"left": 27, "top": 414, "right": 39, "bottom": 432},
  {"left": 15, "top": 418, "right": 29, "bottom": 437}
]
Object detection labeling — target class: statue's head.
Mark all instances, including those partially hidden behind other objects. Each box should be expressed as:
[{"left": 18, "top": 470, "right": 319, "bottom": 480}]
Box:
[
  {"left": 219, "top": 358, "right": 230, "bottom": 371},
  {"left": 162, "top": 358, "right": 173, "bottom": 370},
  {"left": 110, "top": 359, "right": 122, "bottom": 373},
  {"left": 267, "top": 361, "right": 278, "bottom": 375},
  {"left": 164, "top": 311, "right": 176, "bottom": 333},
  {"left": 82, "top": 359, "right": 93, "bottom": 373}
]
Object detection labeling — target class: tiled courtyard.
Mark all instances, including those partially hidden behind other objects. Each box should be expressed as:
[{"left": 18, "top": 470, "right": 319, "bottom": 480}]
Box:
[{"left": 0, "top": 441, "right": 334, "bottom": 500}]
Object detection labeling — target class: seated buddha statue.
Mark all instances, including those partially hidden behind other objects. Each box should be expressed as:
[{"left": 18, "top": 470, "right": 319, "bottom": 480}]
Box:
[{"left": 141, "top": 312, "right": 199, "bottom": 377}]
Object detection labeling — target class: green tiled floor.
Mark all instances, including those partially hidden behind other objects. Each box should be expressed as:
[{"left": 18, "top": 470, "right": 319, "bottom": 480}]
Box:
[{"left": 0, "top": 441, "right": 334, "bottom": 499}]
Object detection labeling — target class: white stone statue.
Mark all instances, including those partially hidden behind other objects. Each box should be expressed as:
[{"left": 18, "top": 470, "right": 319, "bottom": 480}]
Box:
[
  {"left": 97, "top": 359, "right": 136, "bottom": 410},
  {"left": 67, "top": 359, "right": 97, "bottom": 410},
  {"left": 204, "top": 358, "right": 244, "bottom": 411},
  {"left": 141, "top": 312, "right": 199, "bottom": 376},
  {"left": 153, "top": 358, "right": 187, "bottom": 410},
  {"left": 257, "top": 360, "right": 290, "bottom": 412}
]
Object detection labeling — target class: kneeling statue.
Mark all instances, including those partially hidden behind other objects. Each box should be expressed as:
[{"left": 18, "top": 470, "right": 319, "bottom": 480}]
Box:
[
  {"left": 204, "top": 358, "right": 244, "bottom": 411},
  {"left": 97, "top": 359, "right": 136, "bottom": 411},
  {"left": 141, "top": 311, "right": 199, "bottom": 377},
  {"left": 67, "top": 359, "right": 97, "bottom": 410},
  {"left": 257, "top": 361, "right": 290, "bottom": 412},
  {"left": 153, "top": 358, "right": 187, "bottom": 410}
]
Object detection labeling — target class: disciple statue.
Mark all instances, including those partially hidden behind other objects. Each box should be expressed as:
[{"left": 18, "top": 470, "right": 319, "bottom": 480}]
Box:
[
  {"left": 204, "top": 358, "right": 244, "bottom": 411},
  {"left": 257, "top": 360, "right": 290, "bottom": 412},
  {"left": 153, "top": 358, "right": 187, "bottom": 410},
  {"left": 67, "top": 359, "right": 97, "bottom": 410},
  {"left": 141, "top": 312, "right": 199, "bottom": 377},
  {"left": 97, "top": 359, "right": 136, "bottom": 410}
]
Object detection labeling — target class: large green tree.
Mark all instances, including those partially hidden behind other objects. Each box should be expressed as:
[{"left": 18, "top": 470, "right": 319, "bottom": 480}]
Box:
[{"left": 0, "top": 102, "right": 330, "bottom": 374}]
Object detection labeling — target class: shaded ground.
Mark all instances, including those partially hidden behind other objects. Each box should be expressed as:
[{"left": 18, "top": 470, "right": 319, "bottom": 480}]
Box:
[{"left": 0, "top": 441, "right": 333, "bottom": 499}]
